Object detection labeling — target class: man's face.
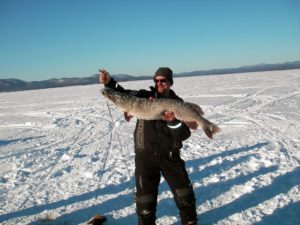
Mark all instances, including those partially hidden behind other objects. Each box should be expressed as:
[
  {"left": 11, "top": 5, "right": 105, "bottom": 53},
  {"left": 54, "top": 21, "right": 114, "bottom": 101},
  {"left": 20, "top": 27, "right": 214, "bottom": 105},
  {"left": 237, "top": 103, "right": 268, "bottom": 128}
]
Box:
[{"left": 154, "top": 75, "right": 171, "bottom": 94}]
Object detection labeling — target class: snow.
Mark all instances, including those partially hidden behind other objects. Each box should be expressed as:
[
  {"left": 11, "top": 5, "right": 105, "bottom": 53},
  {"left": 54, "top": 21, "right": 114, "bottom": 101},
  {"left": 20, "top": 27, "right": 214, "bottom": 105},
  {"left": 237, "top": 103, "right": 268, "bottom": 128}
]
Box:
[{"left": 0, "top": 69, "right": 299, "bottom": 225}]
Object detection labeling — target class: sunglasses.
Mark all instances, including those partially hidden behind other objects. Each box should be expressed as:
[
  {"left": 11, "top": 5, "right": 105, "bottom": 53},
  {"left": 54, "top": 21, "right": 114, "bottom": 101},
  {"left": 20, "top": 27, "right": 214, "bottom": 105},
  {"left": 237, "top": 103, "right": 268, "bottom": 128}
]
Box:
[{"left": 154, "top": 78, "right": 168, "bottom": 84}]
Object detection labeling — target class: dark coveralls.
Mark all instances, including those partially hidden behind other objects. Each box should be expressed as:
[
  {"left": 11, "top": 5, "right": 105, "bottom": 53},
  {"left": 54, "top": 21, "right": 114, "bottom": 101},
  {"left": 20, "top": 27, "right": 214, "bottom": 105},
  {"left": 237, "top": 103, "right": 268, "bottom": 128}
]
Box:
[{"left": 105, "top": 79, "right": 198, "bottom": 225}]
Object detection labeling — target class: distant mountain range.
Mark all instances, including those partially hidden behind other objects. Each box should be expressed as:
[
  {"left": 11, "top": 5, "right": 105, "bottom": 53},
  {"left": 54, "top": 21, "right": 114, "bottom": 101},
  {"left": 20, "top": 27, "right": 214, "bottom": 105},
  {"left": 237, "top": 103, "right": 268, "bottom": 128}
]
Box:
[{"left": 1, "top": 61, "right": 300, "bottom": 92}]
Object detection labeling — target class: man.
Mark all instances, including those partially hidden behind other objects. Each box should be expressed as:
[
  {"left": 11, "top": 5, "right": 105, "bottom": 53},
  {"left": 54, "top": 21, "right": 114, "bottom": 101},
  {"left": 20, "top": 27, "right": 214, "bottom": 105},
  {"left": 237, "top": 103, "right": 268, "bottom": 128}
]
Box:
[{"left": 100, "top": 67, "right": 198, "bottom": 225}]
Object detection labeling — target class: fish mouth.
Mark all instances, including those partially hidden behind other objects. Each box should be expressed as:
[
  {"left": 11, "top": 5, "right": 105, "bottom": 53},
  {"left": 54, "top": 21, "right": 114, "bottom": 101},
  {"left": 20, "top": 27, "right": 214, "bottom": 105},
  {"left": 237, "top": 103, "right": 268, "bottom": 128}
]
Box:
[
  {"left": 101, "top": 89, "right": 108, "bottom": 97},
  {"left": 101, "top": 88, "right": 111, "bottom": 97},
  {"left": 101, "top": 88, "right": 115, "bottom": 101}
]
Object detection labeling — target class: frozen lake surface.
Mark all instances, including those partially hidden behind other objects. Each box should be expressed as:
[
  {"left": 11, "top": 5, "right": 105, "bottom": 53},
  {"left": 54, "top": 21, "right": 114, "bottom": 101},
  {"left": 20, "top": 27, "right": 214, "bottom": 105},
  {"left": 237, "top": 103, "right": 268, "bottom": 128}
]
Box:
[{"left": 0, "top": 70, "right": 299, "bottom": 225}]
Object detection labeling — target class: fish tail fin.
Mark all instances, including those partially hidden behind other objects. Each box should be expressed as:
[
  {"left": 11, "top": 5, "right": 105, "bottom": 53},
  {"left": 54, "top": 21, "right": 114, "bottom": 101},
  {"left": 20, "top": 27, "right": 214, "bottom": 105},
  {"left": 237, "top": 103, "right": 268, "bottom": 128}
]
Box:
[
  {"left": 212, "top": 123, "right": 221, "bottom": 134},
  {"left": 203, "top": 123, "right": 221, "bottom": 139},
  {"left": 204, "top": 127, "right": 213, "bottom": 139}
]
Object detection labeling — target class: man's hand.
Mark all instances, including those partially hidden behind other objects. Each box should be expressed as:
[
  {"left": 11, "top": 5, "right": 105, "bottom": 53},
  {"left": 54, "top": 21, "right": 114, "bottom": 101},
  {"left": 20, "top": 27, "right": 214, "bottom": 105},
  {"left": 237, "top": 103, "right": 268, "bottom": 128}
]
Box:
[
  {"left": 161, "top": 111, "right": 176, "bottom": 122},
  {"left": 161, "top": 112, "right": 198, "bottom": 130},
  {"left": 99, "top": 69, "right": 111, "bottom": 85}
]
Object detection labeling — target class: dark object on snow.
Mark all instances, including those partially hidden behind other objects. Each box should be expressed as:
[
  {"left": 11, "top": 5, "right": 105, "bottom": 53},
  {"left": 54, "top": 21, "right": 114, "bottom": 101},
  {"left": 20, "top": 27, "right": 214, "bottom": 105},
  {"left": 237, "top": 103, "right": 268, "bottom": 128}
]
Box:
[{"left": 87, "top": 214, "right": 107, "bottom": 225}]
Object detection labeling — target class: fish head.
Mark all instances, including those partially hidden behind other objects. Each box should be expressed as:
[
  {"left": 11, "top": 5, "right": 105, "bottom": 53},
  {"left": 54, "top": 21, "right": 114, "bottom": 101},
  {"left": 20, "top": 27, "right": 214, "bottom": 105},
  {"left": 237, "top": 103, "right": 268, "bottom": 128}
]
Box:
[
  {"left": 101, "top": 88, "right": 121, "bottom": 103},
  {"left": 101, "top": 88, "right": 132, "bottom": 111}
]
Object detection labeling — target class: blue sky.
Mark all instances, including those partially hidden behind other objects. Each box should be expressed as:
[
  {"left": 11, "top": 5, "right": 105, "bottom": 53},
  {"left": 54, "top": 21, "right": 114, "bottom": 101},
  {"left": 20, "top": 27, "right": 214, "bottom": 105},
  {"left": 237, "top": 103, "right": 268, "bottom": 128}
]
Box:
[{"left": 1, "top": 0, "right": 300, "bottom": 81}]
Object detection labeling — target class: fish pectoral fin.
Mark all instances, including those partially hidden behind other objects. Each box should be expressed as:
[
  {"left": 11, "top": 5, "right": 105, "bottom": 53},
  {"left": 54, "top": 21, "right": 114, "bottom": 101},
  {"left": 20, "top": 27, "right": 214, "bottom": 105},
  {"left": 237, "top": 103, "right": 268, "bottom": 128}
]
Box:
[
  {"left": 124, "top": 112, "right": 133, "bottom": 122},
  {"left": 184, "top": 121, "right": 198, "bottom": 130}
]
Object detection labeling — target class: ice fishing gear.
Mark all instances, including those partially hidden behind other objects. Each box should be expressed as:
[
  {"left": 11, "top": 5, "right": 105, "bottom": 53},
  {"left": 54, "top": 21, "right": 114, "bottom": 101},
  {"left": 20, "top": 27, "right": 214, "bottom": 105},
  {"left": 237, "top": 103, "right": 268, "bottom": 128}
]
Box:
[
  {"left": 105, "top": 99, "right": 132, "bottom": 180},
  {"left": 87, "top": 214, "right": 107, "bottom": 225}
]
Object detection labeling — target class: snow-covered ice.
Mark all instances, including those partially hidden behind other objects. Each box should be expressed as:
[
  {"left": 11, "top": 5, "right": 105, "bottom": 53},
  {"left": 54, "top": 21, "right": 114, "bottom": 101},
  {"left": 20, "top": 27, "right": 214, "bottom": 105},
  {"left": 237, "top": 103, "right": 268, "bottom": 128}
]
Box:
[{"left": 0, "top": 70, "right": 299, "bottom": 225}]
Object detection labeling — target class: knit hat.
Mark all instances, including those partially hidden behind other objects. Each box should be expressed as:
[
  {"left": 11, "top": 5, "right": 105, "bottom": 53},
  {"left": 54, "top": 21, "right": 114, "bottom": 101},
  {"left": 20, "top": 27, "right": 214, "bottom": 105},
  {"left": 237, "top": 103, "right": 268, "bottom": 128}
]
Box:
[{"left": 153, "top": 67, "right": 173, "bottom": 85}]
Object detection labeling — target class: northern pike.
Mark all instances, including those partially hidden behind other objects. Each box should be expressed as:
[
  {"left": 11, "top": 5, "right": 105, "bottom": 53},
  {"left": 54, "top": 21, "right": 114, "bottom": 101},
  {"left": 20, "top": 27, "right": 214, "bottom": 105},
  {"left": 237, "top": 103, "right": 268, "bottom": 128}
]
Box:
[{"left": 102, "top": 88, "right": 220, "bottom": 139}]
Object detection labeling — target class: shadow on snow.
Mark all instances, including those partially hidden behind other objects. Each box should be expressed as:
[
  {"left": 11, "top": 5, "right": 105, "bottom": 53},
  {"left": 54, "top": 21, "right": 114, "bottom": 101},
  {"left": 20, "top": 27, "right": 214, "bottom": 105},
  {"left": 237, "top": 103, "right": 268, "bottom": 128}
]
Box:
[
  {"left": 2, "top": 142, "right": 299, "bottom": 225},
  {"left": 253, "top": 201, "right": 300, "bottom": 225},
  {"left": 200, "top": 167, "right": 300, "bottom": 225}
]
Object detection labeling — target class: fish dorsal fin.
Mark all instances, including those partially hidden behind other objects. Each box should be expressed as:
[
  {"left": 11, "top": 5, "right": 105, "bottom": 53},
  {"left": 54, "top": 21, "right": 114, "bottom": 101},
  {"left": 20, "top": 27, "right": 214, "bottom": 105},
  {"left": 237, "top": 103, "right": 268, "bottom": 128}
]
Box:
[{"left": 186, "top": 102, "right": 204, "bottom": 115}]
